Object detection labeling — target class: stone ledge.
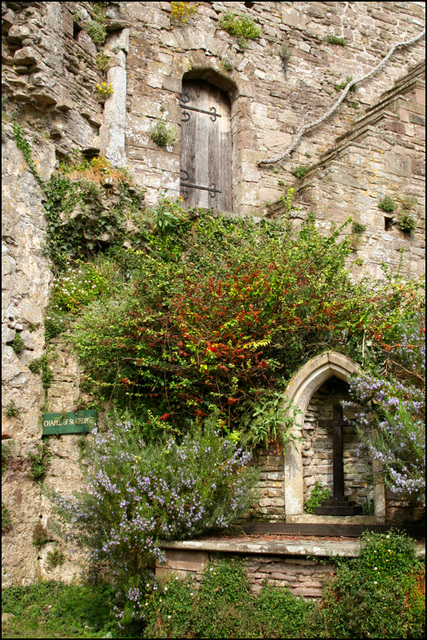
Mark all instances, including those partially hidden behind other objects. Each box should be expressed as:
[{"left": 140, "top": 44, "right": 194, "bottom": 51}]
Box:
[
  {"left": 158, "top": 538, "right": 361, "bottom": 557},
  {"left": 158, "top": 538, "right": 425, "bottom": 559}
]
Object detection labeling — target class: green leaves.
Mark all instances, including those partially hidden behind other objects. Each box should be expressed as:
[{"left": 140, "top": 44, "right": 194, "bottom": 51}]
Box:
[{"left": 59, "top": 197, "right": 424, "bottom": 447}]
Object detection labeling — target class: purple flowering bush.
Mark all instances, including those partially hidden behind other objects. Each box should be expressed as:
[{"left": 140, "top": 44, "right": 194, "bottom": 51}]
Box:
[
  {"left": 345, "top": 317, "right": 425, "bottom": 506},
  {"left": 50, "top": 412, "right": 257, "bottom": 628}
]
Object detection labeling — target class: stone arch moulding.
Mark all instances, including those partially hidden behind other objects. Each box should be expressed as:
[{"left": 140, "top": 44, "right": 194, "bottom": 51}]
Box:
[{"left": 283, "top": 351, "right": 386, "bottom": 524}]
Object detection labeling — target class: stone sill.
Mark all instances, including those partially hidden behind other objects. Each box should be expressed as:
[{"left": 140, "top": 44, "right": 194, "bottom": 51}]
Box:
[{"left": 158, "top": 538, "right": 425, "bottom": 559}]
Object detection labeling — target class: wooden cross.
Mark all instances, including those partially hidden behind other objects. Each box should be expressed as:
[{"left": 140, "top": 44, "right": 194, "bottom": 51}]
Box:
[
  {"left": 315, "top": 403, "right": 362, "bottom": 515},
  {"left": 318, "top": 403, "right": 345, "bottom": 500}
]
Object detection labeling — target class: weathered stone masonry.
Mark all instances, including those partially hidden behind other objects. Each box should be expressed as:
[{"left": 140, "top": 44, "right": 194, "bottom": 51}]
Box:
[{"left": 2, "top": 2, "right": 425, "bottom": 587}]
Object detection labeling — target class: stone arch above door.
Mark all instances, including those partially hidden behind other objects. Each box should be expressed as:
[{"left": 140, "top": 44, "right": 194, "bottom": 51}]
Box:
[{"left": 283, "top": 351, "right": 386, "bottom": 523}]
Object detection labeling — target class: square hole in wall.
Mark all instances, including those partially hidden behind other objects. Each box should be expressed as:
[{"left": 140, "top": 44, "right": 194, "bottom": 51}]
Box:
[{"left": 384, "top": 216, "right": 393, "bottom": 231}]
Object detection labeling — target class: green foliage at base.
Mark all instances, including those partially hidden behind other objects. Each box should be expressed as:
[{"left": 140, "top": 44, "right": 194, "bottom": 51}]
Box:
[
  {"left": 309, "top": 530, "right": 425, "bottom": 638},
  {"left": 2, "top": 532, "right": 424, "bottom": 639},
  {"left": 144, "top": 558, "right": 315, "bottom": 638},
  {"left": 1, "top": 581, "right": 117, "bottom": 639}
]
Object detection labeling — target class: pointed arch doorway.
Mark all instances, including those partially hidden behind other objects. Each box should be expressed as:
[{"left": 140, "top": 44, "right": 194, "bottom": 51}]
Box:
[
  {"left": 283, "top": 351, "right": 386, "bottom": 523},
  {"left": 179, "top": 79, "right": 232, "bottom": 212}
]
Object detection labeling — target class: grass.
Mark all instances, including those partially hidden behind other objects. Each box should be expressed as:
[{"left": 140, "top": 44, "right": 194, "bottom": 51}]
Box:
[{"left": 1, "top": 581, "right": 117, "bottom": 638}]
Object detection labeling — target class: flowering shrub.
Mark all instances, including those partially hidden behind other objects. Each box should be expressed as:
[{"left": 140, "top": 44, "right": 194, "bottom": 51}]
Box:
[
  {"left": 50, "top": 413, "right": 256, "bottom": 625},
  {"left": 345, "top": 316, "right": 425, "bottom": 505},
  {"left": 50, "top": 260, "right": 109, "bottom": 314},
  {"left": 69, "top": 200, "right": 424, "bottom": 445}
]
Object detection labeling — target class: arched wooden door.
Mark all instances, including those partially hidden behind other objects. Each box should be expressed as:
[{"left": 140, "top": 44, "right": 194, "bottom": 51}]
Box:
[{"left": 180, "top": 79, "right": 232, "bottom": 212}]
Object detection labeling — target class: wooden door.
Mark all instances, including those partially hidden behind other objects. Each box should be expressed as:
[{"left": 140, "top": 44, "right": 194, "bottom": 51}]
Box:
[{"left": 180, "top": 80, "right": 232, "bottom": 212}]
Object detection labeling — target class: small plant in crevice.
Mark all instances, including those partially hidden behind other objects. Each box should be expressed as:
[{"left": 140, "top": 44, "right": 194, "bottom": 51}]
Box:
[
  {"left": 86, "top": 20, "right": 106, "bottom": 45},
  {"left": 150, "top": 119, "right": 177, "bottom": 148},
  {"left": 304, "top": 482, "right": 330, "bottom": 513},
  {"left": 170, "top": 1, "right": 198, "bottom": 24},
  {"left": 327, "top": 35, "right": 347, "bottom": 46},
  {"left": 334, "top": 76, "right": 356, "bottom": 93},
  {"left": 5, "top": 399, "right": 20, "bottom": 418},
  {"left": 221, "top": 57, "right": 234, "bottom": 72},
  {"left": 32, "top": 521, "right": 51, "bottom": 548},
  {"left": 219, "top": 11, "right": 261, "bottom": 49},
  {"left": 350, "top": 100, "right": 359, "bottom": 109},
  {"left": 352, "top": 221, "right": 366, "bottom": 235},
  {"left": 95, "top": 82, "right": 114, "bottom": 100},
  {"left": 397, "top": 212, "right": 417, "bottom": 232},
  {"left": 46, "top": 547, "right": 66, "bottom": 569},
  {"left": 2, "top": 502, "right": 13, "bottom": 533},
  {"left": 9, "top": 333, "right": 25, "bottom": 355},
  {"left": 75, "top": 3, "right": 107, "bottom": 46},
  {"left": 378, "top": 195, "right": 395, "bottom": 212},
  {"left": 28, "top": 352, "right": 55, "bottom": 389},
  {"left": 2, "top": 441, "right": 13, "bottom": 474},
  {"left": 12, "top": 122, "right": 44, "bottom": 187},
  {"left": 292, "top": 164, "right": 309, "bottom": 179},
  {"left": 28, "top": 440, "right": 51, "bottom": 482},
  {"left": 280, "top": 42, "right": 293, "bottom": 77},
  {"left": 395, "top": 196, "right": 418, "bottom": 232},
  {"left": 96, "top": 51, "right": 110, "bottom": 72}
]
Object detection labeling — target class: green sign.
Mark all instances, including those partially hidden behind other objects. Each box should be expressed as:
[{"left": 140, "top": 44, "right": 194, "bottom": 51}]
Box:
[{"left": 42, "top": 410, "right": 97, "bottom": 437}]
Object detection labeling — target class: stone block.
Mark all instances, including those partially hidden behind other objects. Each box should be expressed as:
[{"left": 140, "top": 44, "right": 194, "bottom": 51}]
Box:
[
  {"left": 269, "top": 572, "right": 298, "bottom": 582},
  {"left": 292, "top": 586, "right": 323, "bottom": 598},
  {"left": 412, "top": 160, "right": 425, "bottom": 176},
  {"left": 157, "top": 549, "right": 209, "bottom": 572}
]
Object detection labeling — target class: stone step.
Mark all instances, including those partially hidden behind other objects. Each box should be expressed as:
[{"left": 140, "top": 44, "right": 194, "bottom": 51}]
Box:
[{"left": 315, "top": 505, "right": 363, "bottom": 516}]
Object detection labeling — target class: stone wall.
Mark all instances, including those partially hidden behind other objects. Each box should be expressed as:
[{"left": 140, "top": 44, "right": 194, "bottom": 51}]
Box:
[
  {"left": 124, "top": 2, "right": 425, "bottom": 236},
  {"left": 2, "top": 1, "right": 425, "bottom": 586},
  {"left": 250, "top": 447, "right": 285, "bottom": 520},
  {"left": 272, "top": 62, "right": 425, "bottom": 280},
  {"left": 156, "top": 536, "right": 425, "bottom": 597},
  {"left": 156, "top": 546, "right": 336, "bottom": 598}
]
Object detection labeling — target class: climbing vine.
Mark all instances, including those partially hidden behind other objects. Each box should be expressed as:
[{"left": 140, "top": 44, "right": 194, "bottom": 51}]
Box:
[{"left": 259, "top": 27, "right": 425, "bottom": 165}]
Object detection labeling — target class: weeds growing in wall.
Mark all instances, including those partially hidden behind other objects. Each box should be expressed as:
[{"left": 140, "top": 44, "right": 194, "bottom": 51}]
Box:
[{"left": 219, "top": 12, "right": 261, "bottom": 49}]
